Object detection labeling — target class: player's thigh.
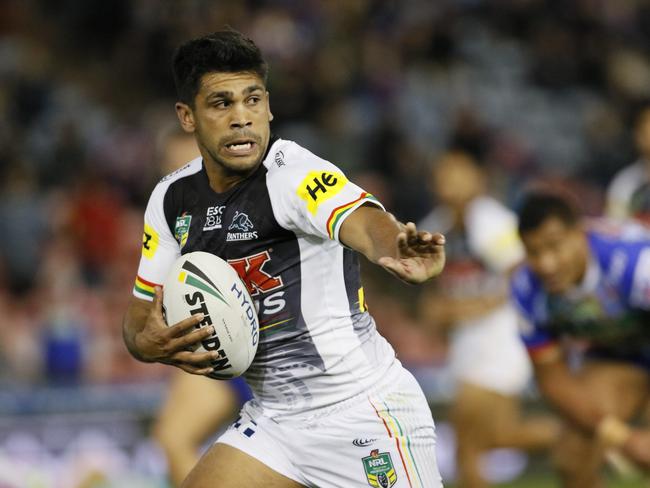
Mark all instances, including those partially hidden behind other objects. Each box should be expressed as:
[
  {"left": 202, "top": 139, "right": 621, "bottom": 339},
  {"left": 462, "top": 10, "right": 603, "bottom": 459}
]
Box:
[
  {"left": 155, "top": 373, "right": 239, "bottom": 444},
  {"left": 578, "top": 360, "right": 649, "bottom": 418},
  {"left": 182, "top": 442, "right": 306, "bottom": 488},
  {"left": 450, "top": 382, "right": 494, "bottom": 446},
  {"left": 299, "top": 372, "right": 443, "bottom": 487}
]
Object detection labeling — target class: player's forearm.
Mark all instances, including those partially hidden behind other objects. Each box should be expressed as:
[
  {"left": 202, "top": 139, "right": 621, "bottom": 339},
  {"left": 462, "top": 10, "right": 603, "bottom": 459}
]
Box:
[
  {"left": 340, "top": 206, "right": 403, "bottom": 263},
  {"left": 536, "top": 363, "right": 606, "bottom": 433},
  {"left": 122, "top": 297, "right": 154, "bottom": 362}
]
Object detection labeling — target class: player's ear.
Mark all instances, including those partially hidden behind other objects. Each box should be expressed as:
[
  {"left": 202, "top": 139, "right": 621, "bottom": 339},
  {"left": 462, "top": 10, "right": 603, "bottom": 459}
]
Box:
[
  {"left": 266, "top": 91, "right": 273, "bottom": 122},
  {"left": 175, "top": 102, "right": 196, "bottom": 133}
]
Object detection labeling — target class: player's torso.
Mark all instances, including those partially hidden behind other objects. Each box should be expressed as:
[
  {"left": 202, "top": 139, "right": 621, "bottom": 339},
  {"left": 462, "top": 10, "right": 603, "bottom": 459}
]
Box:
[{"left": 161, "top": 152, "right": 395, "bottom": 416}]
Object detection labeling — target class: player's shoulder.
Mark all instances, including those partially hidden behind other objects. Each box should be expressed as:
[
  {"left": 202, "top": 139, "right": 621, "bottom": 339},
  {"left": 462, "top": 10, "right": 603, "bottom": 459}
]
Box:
[
  {"left": 153, "top": 158, "right": 203, "bottom": 193},
  {"left": 263, "top": 138, "right": 331, "bottom": 176},
  {"left": 609, "top": 161, "right": 646, "bottom": 188},
  {"left": 465, "top": 195, "right": 516, "bottom": 230},
  {"left": 587, "top": 218, "right": 650, "bottom": 248}
]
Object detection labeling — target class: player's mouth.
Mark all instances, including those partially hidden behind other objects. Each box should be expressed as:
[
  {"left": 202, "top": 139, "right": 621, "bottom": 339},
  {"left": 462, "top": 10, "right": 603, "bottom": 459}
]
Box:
[{"left": 224, "top": 139, "right": 257, "bottom": 157}]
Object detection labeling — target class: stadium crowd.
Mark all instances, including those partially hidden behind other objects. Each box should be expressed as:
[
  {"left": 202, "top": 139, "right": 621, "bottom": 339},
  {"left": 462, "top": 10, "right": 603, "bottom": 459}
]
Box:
[{"left": 2, "top": 0, "right": 650, "bottom": 485}]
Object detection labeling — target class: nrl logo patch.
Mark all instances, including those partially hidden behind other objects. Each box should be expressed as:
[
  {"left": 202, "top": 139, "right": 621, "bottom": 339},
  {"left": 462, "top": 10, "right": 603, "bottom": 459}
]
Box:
[
  {"left": 174, "top": 214, "right": 192, "bottom": 248},
  {"left": 362, "top": 449, "right": 397, "bottom": 488}
]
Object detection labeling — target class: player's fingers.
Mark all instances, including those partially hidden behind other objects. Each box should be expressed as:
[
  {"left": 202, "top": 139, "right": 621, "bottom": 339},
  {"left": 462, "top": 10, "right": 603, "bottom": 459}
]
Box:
[
  {"left": 403, "top": 222, "right": 418, "bottom": 243},
  {"left": 171, "top": 349, "right": 221, "bottom": 367},
  {"left": 176, "top": 363, "right": 215, "bottom": 376},
  {"left": 168, "top": 313, "right": 205, "bottom": 336},
  {"left": 172, "top": 324, "right": 215, "bottom": 349}
]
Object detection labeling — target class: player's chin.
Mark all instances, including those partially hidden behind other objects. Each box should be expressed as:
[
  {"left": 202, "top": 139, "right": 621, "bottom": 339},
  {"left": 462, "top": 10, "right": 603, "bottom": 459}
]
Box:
[
  {"left": 221, "top": 155, "right": 262, "bottom": 174},
  {"left": 544, "top": 278, "right": 570, "bottom": 294}
]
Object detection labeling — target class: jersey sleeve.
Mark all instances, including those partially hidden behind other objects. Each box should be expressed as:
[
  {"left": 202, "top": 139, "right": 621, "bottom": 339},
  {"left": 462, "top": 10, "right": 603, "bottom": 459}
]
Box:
[
  {"left": 627, "top": 246, "right": 650, "bottom": 310},
  {"left": 510, "top": 267, "right": 558, "bottom": 357},
  {"left": 133, "top": 183, "right": 181, "bottom": 301},
  {"left": 267, "top": 144, "right": 384, "bottom": 242}
]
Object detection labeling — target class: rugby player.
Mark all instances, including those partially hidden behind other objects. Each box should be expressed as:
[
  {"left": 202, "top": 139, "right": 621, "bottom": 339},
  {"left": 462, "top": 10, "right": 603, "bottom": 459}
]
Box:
[
  {"left": 512, "top": 191, "right": 650, "bottom": 487},
  {"left": 123, "top": 29, "right": 446, "bottom": 487}
]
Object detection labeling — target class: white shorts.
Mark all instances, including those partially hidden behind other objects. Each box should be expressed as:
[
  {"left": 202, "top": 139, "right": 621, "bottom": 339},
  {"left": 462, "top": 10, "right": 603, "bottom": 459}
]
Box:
[
  {"left": 449, "top": 305, "right": 532, "bottom": 396},
  {"left": 217, "top": 366, "right": 443, "bottom": 487}
]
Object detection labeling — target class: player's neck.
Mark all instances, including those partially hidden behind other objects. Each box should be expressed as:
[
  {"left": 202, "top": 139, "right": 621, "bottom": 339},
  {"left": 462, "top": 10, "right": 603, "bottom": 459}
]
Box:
[{"left": 203, "top": 158, "right": 261, "bottom": 193}]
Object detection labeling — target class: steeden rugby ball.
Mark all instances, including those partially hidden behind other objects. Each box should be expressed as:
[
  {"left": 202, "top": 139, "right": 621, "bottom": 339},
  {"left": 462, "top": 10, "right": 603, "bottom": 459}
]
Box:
[{"left": 162, "top": 251, "right": 259, "bottom": 379}]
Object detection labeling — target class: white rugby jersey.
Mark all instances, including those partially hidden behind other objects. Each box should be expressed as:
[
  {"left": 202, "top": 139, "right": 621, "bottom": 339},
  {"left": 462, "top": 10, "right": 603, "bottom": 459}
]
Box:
[
  {"left": 606, "top": 160, "right": 650, "bottom": 224},
  {"left": 134, "top": 137, "right": 399, "bottom": 417}
]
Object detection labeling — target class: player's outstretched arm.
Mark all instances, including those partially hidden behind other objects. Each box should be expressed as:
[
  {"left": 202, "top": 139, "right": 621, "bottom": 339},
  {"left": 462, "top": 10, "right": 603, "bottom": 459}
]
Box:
[
  {"left": 534, "top": 347, "right": 650, "bottom": 470},
  {"left": 339, "top": 205, "right": 446, "bottom": 284},
  {"left": 122, "top": 287, "right": 220, "bottom": 375}
]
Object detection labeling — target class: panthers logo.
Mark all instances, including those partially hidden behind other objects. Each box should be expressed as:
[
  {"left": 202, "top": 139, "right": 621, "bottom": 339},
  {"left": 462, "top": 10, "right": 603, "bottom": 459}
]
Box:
[{"left": 229, "top": 211, "right": 254, "bottom": 232}]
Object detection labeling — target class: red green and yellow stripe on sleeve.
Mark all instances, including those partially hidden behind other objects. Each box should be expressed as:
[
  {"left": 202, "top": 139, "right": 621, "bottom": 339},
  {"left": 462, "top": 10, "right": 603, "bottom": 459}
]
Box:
[
  {"left": 326, "top": 192, "right": 381, "bottom": 240},
  {"left": 133, "top": 275, "right": 159, "bottom": 300}
]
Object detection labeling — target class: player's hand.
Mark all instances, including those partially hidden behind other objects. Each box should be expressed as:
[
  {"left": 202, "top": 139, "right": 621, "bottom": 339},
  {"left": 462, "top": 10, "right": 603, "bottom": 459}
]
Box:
[
  {"left": 622, "top": 429, "right": 650, "bottom": 470},
  {"left": 378, "top": 222, "right": 446, "bottom": 284},
  {"left": 134, "top": 287, "right": 220, "bottom": 375}
]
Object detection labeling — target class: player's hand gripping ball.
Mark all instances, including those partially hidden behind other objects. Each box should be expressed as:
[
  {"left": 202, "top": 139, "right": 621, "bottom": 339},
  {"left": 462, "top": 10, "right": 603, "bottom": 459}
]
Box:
[{"left": 162, "top": 251, "right": 259, "bottom": 379}]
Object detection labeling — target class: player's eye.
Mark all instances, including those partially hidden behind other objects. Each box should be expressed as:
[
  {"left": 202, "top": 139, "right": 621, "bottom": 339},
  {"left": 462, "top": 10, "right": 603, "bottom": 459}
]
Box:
[
  {"left": 247, "top": 95, "right": 261, "bottom": 105},
  {"left": 212, "top": 99, "right": 229, "bottom": 108}
]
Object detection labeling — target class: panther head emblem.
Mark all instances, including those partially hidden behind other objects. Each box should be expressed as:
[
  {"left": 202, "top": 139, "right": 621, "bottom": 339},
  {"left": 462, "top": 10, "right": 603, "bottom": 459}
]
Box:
[{"left": 229, "top": 211, "right": 254, "bottom": 232}]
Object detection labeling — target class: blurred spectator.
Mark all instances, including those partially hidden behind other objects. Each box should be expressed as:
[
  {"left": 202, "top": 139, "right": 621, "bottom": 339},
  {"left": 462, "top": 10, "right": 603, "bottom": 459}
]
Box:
[
  {"left": 606, "top": 105, "right": 650, "bottom": 224},
  {"left": 418, "top": 150, "right": 558, "bottom": 487}
]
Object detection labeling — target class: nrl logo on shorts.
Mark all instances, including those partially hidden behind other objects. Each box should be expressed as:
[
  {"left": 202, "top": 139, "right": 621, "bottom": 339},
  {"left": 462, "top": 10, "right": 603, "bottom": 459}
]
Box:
[
  {"left": 174, "top": 214, "right": 191, "bottom": 248},
  {"left": 362, "top": 449, "right": 397, "bottom": 488}
]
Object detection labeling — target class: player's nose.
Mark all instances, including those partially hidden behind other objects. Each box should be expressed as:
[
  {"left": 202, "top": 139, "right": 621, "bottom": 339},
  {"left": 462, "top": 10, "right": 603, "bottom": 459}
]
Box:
[{"left": 229, "top": 103, "right": 252, "bottom": 129}]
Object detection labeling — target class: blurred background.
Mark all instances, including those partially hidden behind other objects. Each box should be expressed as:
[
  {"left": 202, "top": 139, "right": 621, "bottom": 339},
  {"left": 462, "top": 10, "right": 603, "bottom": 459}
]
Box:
[{"left": 2, "top": 0, "right": 650, "bottom": 486}]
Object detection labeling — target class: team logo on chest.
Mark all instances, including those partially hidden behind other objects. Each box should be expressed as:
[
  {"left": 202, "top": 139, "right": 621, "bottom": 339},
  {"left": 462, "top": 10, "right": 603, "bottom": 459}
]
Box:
[
  {"left": 174, "top": 214, "right": 192, "bottom": 249},
  {"left": 203, "top": 205, "right": 226, "bottom": 231},
  {"left": 227, "top": 211, "right": 258, "bottom": 242},
  {"left": 362, "top": 450, "right": 397, "bottom": 488}
]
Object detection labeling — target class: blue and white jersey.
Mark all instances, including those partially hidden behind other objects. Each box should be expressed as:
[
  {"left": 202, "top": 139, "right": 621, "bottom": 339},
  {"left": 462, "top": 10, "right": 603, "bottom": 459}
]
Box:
[{"left": 511, "top": 220, "right": 650, "bottom": 364}]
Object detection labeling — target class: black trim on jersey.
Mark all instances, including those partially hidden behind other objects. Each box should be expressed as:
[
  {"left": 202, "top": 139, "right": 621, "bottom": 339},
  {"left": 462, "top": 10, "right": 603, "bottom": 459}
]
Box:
[
  {"left": 162, "top": 134, "right": 279, "bottom": 240},
  {"left": 343, "top": 248, "right": 363, "bottom": 314}
]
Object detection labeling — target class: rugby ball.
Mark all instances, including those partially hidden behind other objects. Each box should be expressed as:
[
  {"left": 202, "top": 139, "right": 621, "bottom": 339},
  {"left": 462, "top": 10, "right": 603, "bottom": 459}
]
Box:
[{"left": 162, "top": 251, "right": 259, "bottom": 379}]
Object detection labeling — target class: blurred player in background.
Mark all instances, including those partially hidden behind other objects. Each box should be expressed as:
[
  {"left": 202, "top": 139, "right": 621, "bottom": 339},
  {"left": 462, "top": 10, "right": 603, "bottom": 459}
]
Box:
[
  {"left": 512, "top": 191, "right": 650, "bottom": 487},
  {"left": 606, "top": 106, "right": 650, "bottom": 224},
  {"left": 150, "top": 127, "right": 252, "bottom": 487},
  {"left": 154, "top": 372, "right": 251, "bottom": 487},
  {"left": 123, "top": 29, "right": 446, "bottom": 487},
  {"left": 418, "top": 151, "right": 558, "bottom": 488}
]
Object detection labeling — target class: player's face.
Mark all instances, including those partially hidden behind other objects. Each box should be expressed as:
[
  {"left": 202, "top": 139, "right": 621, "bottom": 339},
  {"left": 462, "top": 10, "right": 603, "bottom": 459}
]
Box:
[
  {"left": 432, "top": 154, "right": 485, "bottom": 212},
  {"left": 520, "top": 217, "right": 588, "bottom": 294},
  {"left": 176, "top": 71, "right": 273, "bottom": 176}
]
